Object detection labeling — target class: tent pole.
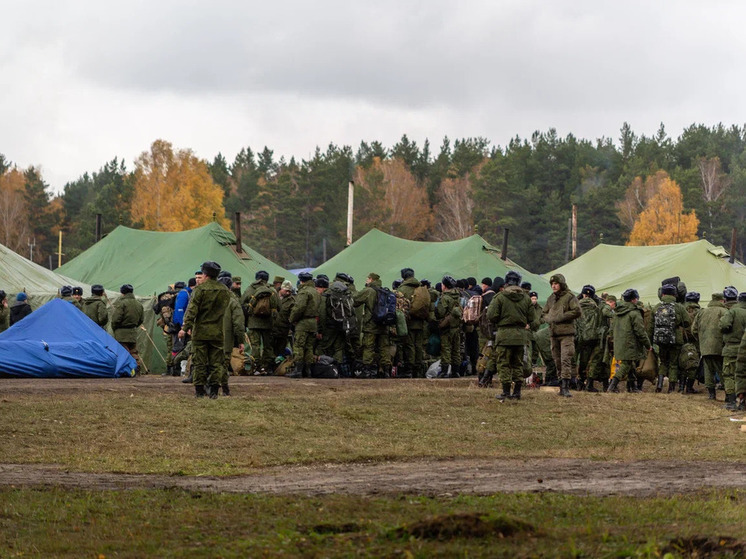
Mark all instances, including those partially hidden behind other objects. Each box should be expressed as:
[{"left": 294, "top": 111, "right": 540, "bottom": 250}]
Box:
[{"left": 730, "top": 228, "right": 737, "bottom": 264}]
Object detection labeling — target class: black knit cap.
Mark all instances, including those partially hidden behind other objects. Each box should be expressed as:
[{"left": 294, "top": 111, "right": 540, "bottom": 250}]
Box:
[
  {"left": 481, "top": 277, "right": 492, "bottom": 287},
  {"left": 120, "top": 284, "right": 134, "bottom": 294},
  {"left": 442, "top": 275, "right": 457, "bottom": 289},
  {"left": 622, "top": 288, "right": 638, "bottom": 302},
  {"left": 60, "top": 285, "right": 73, "bottom": 297},
  {"left": 91, "top": 284, "right": 105, "bottom": 295},
  {"left": 420, "top": 279, "right": 431, "bottom": 288},
  {"left": 315, "top": 277, "right": 329, "bottom": 288},
  {"left": 255, "top": 270, "right": 269, "bottom": 281},
  {"left": 298, "top": 271, "right": 313, "bottom": 282},
  {"left": 401, "top": 268, "right": 415, "bottom": 279}
]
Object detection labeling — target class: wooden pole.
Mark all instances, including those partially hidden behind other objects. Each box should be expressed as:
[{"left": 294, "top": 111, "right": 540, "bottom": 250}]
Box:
[
  {"left": 572, "top": 204, "right": 577, "bottom": 260},
  {"left": 346, "top": 180, "right": 354, "bottom": 246},
  {"left": 500, "top": 228, "right": 510, "bottom": 261},
  {"left": 730, "top": 228, "right": 737, "bottom": 264},
  {"left": 95, "top": 213, "right": 102, "bottom": 243},
  {"left": 57, "top": 231, "right": 62, "bottom": 268},
  {"left": 234, "top": 212, "right": 243, "bottom": 253}
]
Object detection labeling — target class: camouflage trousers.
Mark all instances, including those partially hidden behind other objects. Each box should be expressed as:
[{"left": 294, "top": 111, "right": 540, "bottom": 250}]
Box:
[
  {"left": 248, "top": 328, "right": 274, "bottom": 372},
  {"left": 495, "top": 345, "right": 524, "bottom": 384},
  {"left": 120, "top": 342, "right": 143, "bottom": 375},
  {"left": 577, "top": 340, "right": 601, "bottom": 381},
  {"left": 402, "top": 328, "right": 425, "bottom": 377},
  {"left": 615, "top": 360, "right": 637, "bottom": 382},
  {"left": 440, "top": 328, "right": 461, "bottom": 368},
  {"left": 293, "top": 328, "right": 317, "bottom": 367},
  {"left": 550, "top": 335, "right": 575, "bottom": 380},
  {"left": 317, "top": 329, "right": 346, "bottom": 363},
  {"left": 361, "top": 331, "right": 391, "bottom": 368},
  {"left": 722, "top": 355, "right": 737, "bottom": 395},
  {"left": 658, "top": 344, "right": 681, "bottom": 383},
  {"left": 192, "top": 340, "right": 225, "bottom": 387},
  {"left": 702, "top": 355, "right": 722, "bottom": 390}
]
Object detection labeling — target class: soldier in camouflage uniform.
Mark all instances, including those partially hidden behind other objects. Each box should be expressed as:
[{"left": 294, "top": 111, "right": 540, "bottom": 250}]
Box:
[
  {"left": 271, "top": 280, "right": 295, "bottom": 363},
  {"left": 0, "top": 290, "right": 9, "bottom": 333},
  {"left": 353, "top": 272, "right": 391, "bottom": 378},
  {"left": 241, "top": 270, "right": 280, "bottom": 375},
  {"left": 693, "top": 292, "right": 727, "bottom": 400},
  {"left": 435, "top": 275, "right": 463, "bottom": 379},
  {"left": 82, "top": 284, "right": 109, "bottom": 328},
  {"left": 111, "top": 284, "right": 144, "bottom": 374},
  {"left": 71, "top": 287, "right": 84, "bottom": 310},
  {"left": 679, "top": 292, "right": 702, "bottom": 394},
  {"left": 334, "top": 272, "right": 361, "bottom": 368},
  {"left": 650, "top": 283, "right": 690, "bottom": 393},
  {"left": 719, "top": 288, "right": 746, "bottom": 410},
  {"left": 542, "top": 274, "right": 581, "bottom": 397},
  {"left": 218, "top": 273, "right": 245, "bottom": 396},
  {"left": 397, "top": 268, "right": 429, "bottom": 378},
  {"left": 60, "top": 285, "right": 75, "bottom": 305},
  {"left": 576, "top": 285, "right": 603, "bottom": 392},
  {"left": 179, "top": 261, "right": 231, "bottom": 398},
  {"left": 317, "top": 277, "right": 347, "bottom": 364},
  {"left": 288, "top": 271, "right": 320, "bottom": 378},
  {"left": 608, "top": 289, "right": 652, "bottom": 393}
]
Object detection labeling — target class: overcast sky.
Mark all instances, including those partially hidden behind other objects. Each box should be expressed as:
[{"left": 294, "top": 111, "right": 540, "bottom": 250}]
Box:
[{"left": 2, "top": 1, "right": 746, "bottom": 191}]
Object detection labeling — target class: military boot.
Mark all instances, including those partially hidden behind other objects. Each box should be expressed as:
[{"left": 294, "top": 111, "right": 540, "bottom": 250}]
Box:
[
  {"left": 559, "top": 379, "right": 573, "bottom": 397},
  {"left": 586, "top": 379, "right": 598, "bottom": 393},
  {"left": 724, "top": 393, "right": 738, "bottom": 411},
  {"left": 636, "top": 377, "right": 645, "bottom": 391},
  {"left": 287, "top": 362, "right": 303, "bottom": 378},
  {"left": 678, "top": 379, "right": 685, "bottom": 394},
  {"left": 708, "top": 387, "right": 716, "bottom": 400},
  {"left": 577, "top": 377, "right": 586, "bottom": 391},
  {"left": 607, "top": 377, "right": 620, "bottom": 393},
  {"left": 208, "top": 385, "right": 219, "bottom": 399},
  {"left": 221, "top": 384, "right": 231, "bottom": 397},
  {"left": 685, "top": 378, "right": 699, "bottom": 394},
  {"left": 181, "top": 372, "right": 193, "bottom": 384},
  {"left": 161, "top": 365, "right": 172, "bottom": 377},
  {"left": 478, "top": 372, "right": 494, "bottom": 388},
  {"left": 667, "top": 378, "right": 677, "bottom": 393},
  {"left": 510, "top": 382, "right": 522, "bottom": 400},
  {"left": 737, "top": 395, "right": 746, "bottom": 411},
  {"left": 496, "top": 382, "right": 512, "bottom": 401},
  {"left": 194, "top": 385, "right": 206, "bottom": 398},
  {"left": 398, "top": 364, "right": 412, "bottom": 379},
  {"left": 655, "top": 374, "right": 665, "bottom": 393},
  {"left": 627, "top": 379, "right": 641, "bottom": 393},
  {"left": 602, "top": 378, "right": 610, "bottom": 392}
]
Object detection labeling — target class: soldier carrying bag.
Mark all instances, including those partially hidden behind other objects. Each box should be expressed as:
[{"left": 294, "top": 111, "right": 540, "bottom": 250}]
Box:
[{"left": 653, "top": 302, "right": 677, "bottom": 345}]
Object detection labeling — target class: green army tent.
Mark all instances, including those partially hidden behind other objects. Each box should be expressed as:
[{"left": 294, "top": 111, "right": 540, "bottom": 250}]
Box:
[
  {"left": 58, "top": 222, "right": 295, "bottom": 295},
  {"left": 313, "top": 228, "right": 552, "bottom": 301},
  {"left": 547, "top": 239, "right": 746, "bottom": 303}
]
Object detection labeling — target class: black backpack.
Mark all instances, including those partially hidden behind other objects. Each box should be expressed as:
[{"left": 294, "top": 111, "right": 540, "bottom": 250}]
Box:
[
  {"left": 653, "top": 302, "right": 677, "bottom": 345},
  {"left": 372, "top": 287, "right": 397, "bottom": 326},
  {"left": 326, "top": 281, "right": 357, "bottom": 333}
]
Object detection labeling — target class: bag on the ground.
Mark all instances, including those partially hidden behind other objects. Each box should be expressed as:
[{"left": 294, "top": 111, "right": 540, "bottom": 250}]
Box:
[
  {"left": 249, "top": 286, "right": 274, "bottom": 317},
  {"left": 327, "top": 281, "right": 357, "bottom": 333},
  {"left": 410, "top": 286, "right": 431, "bottom": 319},
  {"left": 372, "top": 287, "right": 397, "bottom": 326},
  {"left": 462, "top": 294, "right": 483, "bottom": 325},
  {"left": 678, "top": 342, "right": 700, "bottom": 370},
  {"left": 425, "top": 359, "right": 441, "bottom": 379},
  {"left": 653, "top": 302, "right": 677, "bottom": 345},
  {"left": 312, "top": 355, "right": 340, "bottom": 379}
]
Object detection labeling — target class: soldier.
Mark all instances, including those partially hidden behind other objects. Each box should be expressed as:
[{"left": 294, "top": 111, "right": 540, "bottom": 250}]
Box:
[
  {"left": 353, "top": 272, "right": 392, "bottom": 378},
  {"left": 179, "top": 261, "right": 231, "bottom": 398},
  {"left": 334, "top": 272, "right": 361, "bottom": 369},
  {"left": 719, "top": 289, "right": 746, "bottom": 410},
  {"left": 111, "top": 284, "right": 144, "bottom": 374},
  {"left": 542, "top": 273, "right": 581, "bottom": 397},
  {"left": 231, "top": 276, "right": 242, "bottom": 299},
  {"left": 608, "top": 289, "right": 652, "bottom": 393},
  {"left": 272, "top": 276, "right": 285, "bottom": 292},
  {"left": 242, "top": 270, "right": 279, "bottom": 375},
  {"left": 576, "top": 285, "right": 602, "bottom": 392},
  {"left": 650, "top": 283, "right": 690, "bottom": 393},
  {"left": 487, "top": 270, "right": 539, "bottom": 401},
  {"left": 0, "top": 290, "right": 10, "bottom": 333},
  {"left": 396, "top": 268, "right": 428, "bottom": 378},
  {"left": 271, "top": 280, "right": 296, "bottom": 364},
  {"left": 317, "top": 278, "right": 347, "bottom": 364},
  {"left": 9, "top": 292, "right": 32, "bottom": 325},
  {"left": 60, "top": 285, "right": 74, "bottom": 304},
  {"left": 71, "top": 287, "right": 84, "bottom": 310},
  {"left": 595, "top": 295, "right": 616, "bottom": 392},
  {"left": 218, "top": 272, "right": 245, "bottom": 396},
  {"left": 82, "top": 284, "right": 109, "bottom": 328},
  {"left": 288, "top": 271, "right": 320, "bottom": 378},
  {"left": 679, "top": 292, "right": 702, "bottom": 394},
  {"left": 435, "top": 275, "right": 463, "bottom": 379},
  {"left": 735, "top": 327, "right": 746, "bottom": 411},
  {"left": 693, "top": 292, "right": 727, "bottom": 400}
]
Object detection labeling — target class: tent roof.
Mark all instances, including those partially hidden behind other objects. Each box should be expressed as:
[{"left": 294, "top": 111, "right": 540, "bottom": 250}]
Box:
[
  {"left": 547, "top": 239, "right": 746, "bottom": 302},
  {"left": 0, "top": 299, "right": 136, "bottom": 378},
  {"left": 57, "top": 222, "right": 295, "bottom": 295},
  {"left": 313, "top": 228, "right": 552, "bottom": 300}
]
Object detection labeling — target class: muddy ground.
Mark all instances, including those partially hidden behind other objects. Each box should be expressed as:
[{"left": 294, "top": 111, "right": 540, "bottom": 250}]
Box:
[{"left": 2, "top": 376, "right": 745, "bottom": 497}]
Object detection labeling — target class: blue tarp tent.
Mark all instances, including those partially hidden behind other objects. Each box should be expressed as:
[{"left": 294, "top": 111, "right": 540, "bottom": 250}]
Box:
[{"left": 0, "top": 299, "right": 137, "bottom": 378}]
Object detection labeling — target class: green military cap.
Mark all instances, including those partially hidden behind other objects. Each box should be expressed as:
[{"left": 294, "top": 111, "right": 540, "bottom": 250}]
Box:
[
  {"left": 232, "top": 276, "right": 241, "bottom": 283},
  {"left": 272, "top": 276, "right": 285, "bottom": 284},
  {"left": 368, "top": 272, "right": 380, "bottom": 281},
  {"left": 605, "top": 295, "right": 617, "bottom": 303},
  {"left": 711, "top": 292, "right": 724, "bottom": 301}
]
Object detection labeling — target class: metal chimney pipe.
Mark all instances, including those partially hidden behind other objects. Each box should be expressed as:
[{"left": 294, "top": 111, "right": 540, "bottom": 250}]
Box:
[
  {"left": 95, "top": 213, "right": 102, "bottom": 242},
  {"left": 235, "top": 212, "right": 243, "bottom": 253},
  {"left": 500, "top": 228, "right": 509, "bottom": 261},
  {"left": 730, "top": 228, "right": 737, "bottom": 264}
]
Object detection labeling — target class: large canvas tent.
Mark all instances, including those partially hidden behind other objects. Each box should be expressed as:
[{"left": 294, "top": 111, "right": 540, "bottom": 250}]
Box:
[
  {"left": 58, "top": 222, "right": 295, "bottom": 295},
  {"left": 547, "top": 240, "right": 746, "bottom": 302},
  {"left": 313, "top": 229, "right": 552, "bottom": 301},
  {"left": 0, "top": 299, "right": 137, "bottom": 378}
]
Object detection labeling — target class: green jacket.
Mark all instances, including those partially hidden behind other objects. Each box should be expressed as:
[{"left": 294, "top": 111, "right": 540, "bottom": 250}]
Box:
[
  {"left": 82, "top": 296, "right": 109, "bottom": 328},
  {"left": 486, "top": 285, "right": 538, "bottom": 346},
  {"left": 289, "top": 281, "right": 319, "bottom": 333},
  {"left": 576, "top": 297, "right": 602, "bottom": 343},
  {"left": 683, "top": 302, "right": 701, "bottom": 343},
  {"left": 111, "top": 293, "right": 144, "bottom": 344},
  {"left": 435, "top": 289, "right": 462, "bottom": 332},
  {"left": 353, "top": 279, "right": 386, "bottom": 334},
  {"left": 241, "top": 280, "right": 279, "bottom": 330},
  {"left": 719, "top": 301, "right": 746, "bottom": 357},
  {"left": 182, "top": 278, "right": 231, "bottom": 342},
  {"left": 223, "top": 294, "right": 245, "bottom": 355},
  {"left": 542, "top": 287, "right": 581, "bottom": 337},
  {"left": 0, "top": 303, "right": 9, "bottom": 333},
  {"left": 693, "top": 297, "right": 727, "bottom": 356},
  {"left": 613, "top": 301, "right": 651, "bottom": 361},
  {"left": 272, "top": 293, "right": 295, "bottom": 335},
  {"left": 397, "top": 276, "right": 426, "bottom": 330},
  {"left": 649, "top": 295, "right": 690, "bottom": 346}
]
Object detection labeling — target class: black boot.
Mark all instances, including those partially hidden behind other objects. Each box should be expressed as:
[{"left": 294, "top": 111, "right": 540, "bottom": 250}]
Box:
[
  {"left": 607, "top": 377, "right": 620, "bottom": 393},
  {"left": 576, "top": 377, "right": 586, "bottom": 391},
  {"left": 685, "top": 378, "right": 698, "bottom": 394},
  {"left": 287, "top": 362, "right": 303, "bottom": 378},
  {"left": 708, "top": 386, "right": 716, "bottom": 400},
  {"left": 724, "top": 393, "right": 738, "bottom": 411},
  {"left": 478, "top": 372, "right": 494, "bottom": 388},
  {"left": 221, "top": 384, "right": 230, "bottom": 396},
  {"left": 586, "top": 379, "right": 598, "bottom": 393},
  {"left": 208, "top": 385, "right": 219, "bottom": 399},
  {"left": 559, "top": 379, "right": 573, "bottom": 397},
  {"left": 181, "top": 372, "right": 193, "bottom": 384},
  {"left": 194, "top": 385, "right": 206, "bottom": 398},
  {"left": 162, "top": 365, "right": 172, "bottom": 377},
  {"left": 602, "top": 378, "right": 610, "bottom": 392},
  {"left": 398, "top": 364, "right": 412, "bottom": 379},
  {"left": 678, "top": 379, "right": 685, "bottom": 394},
  {"left": 667, "top": 378, "right": 677, "bottom": 393},
  {"left": 636, "top": 377, "right": 645, "bottom": 391},
  {"left": 496, "top": 382, "right": 512, "bottom": 401},
  {"left": 655, "top": 374, "right": 665, "bottom": 393},
  {"left": 510, "top": 382, "right": 522, "bottom": 400}
]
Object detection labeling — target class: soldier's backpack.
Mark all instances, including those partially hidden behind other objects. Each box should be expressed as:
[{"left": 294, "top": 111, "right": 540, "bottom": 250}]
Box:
[
  {"left": 249, "top": 286, "right": 273, "bottom": 317},
  {"left": 678, "top": 342, "right": 700, "bottom": 371},
  {"left": 372, "top": 287, "right": 397, "bottom": 326},
  {"left": 576, "top": 303, "right": 602, "bottom": 343},
  {"left": 410, "top": 286, "right": 431, "bottom": 319},
  {"left": 327, "top": 281, "right": 356, "bottom": 333},
  {"left": 153, "top": 290, "right": 177, "bottom": 328},
  {"left": 653, "top": 302, "right": 677, "bottom": 345},
  {"left": 462, "top": 294, "right": 483, "bottom": 325}
]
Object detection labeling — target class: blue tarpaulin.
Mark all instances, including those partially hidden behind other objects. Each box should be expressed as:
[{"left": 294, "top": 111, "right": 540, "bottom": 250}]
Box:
[{"left": 0, "top": 299, "right": 137, "bottom": 378}]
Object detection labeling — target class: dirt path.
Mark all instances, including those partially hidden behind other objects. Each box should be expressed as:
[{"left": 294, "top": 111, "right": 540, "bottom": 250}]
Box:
[{"left": 2, "top": 459, "right": 746, "bottom": 497}]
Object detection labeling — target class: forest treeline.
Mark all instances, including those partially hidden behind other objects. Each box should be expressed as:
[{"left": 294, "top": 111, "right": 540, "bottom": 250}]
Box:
[{"left": 1, "top": 122, "right": 745, "bottom": 274}]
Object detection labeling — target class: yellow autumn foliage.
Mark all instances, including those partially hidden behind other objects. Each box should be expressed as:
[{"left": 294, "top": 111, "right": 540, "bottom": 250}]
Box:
[
  {"left": 627, "top": 174, "right": 699, "bottom": 246},
  {"left": 131, "top": 139, "right": 229, "bottom": 231}
]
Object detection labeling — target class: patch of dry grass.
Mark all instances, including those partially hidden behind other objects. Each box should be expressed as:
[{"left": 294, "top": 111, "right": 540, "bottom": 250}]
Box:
[{"left": 1, "top": 378, "right": 744, "bottom": 475}]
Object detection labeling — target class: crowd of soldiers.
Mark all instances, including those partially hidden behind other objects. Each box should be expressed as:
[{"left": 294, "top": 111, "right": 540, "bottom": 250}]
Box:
[{"left": 3, "top": 263, "right": 745, "bottom": 411}]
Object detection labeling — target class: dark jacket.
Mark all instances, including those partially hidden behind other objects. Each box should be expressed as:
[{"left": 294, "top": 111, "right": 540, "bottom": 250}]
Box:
[
  {"left": 613, "top": 301, "right": 651, "bottom": 361},
  {"left": 9, "top": 300, "right": 32, "bottom": 326},
  {"left": 0, "top": 302, "right": 9, "bottom": 332}
]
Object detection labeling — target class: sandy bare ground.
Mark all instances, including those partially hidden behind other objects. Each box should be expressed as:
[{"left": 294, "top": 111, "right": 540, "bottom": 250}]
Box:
[{"left": 2, "top": 459, "right": 746, "bottom": 497}]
